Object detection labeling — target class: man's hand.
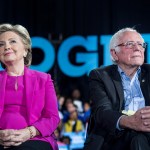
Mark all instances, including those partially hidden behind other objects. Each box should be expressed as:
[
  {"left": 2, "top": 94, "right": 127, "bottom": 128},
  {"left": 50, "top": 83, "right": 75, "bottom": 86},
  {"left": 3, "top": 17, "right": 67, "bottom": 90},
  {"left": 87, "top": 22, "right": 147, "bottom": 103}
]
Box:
[{"left": 119, "top": 106, "right": 150, "bottom": 132}]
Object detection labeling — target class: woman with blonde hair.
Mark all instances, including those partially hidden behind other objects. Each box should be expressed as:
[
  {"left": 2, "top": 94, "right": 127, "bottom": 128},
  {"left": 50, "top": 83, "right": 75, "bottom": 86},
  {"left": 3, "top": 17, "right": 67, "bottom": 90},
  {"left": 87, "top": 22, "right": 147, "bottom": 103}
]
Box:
[{"left": 0, "top": 23, "right": 60, "bottom": 150}]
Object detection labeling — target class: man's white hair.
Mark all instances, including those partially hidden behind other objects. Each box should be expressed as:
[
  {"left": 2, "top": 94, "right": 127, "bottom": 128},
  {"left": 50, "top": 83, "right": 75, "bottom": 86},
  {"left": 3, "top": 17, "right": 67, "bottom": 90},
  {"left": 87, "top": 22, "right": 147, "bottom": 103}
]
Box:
[{"left": 109, "top": 28, "right": 144, "bottom": 63}]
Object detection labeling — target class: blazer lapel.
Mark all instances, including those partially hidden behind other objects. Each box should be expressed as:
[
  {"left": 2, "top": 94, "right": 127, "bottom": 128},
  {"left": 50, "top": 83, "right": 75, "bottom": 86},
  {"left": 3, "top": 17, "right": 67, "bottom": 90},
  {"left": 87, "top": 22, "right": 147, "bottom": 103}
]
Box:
[
  {"left": 110, "top": 66, "right": 124, "bottom": 111},
  {"left": 140, "top": 68, "right": 150, "bottom": 106},
  {"left": 110, "top": 65, "right": 150, "bottom": 109},
  {"left": 24, "top": 67, "right": 37, "bottom": 124}
]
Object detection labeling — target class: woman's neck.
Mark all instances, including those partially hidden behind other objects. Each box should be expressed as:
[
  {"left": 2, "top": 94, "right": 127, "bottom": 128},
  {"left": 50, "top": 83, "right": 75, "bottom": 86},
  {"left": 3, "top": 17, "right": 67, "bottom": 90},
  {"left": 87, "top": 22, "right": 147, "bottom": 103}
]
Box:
[{"left": 6, "top": 65, "right": 24, "bottom": 76}]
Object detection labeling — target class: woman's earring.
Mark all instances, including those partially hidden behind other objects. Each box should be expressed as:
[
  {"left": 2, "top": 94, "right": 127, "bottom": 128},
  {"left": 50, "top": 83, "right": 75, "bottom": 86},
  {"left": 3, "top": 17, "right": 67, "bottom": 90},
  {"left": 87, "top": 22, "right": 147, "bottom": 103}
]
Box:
[{"left": 24, "top": 53, "right": 27, "bottom": 57}]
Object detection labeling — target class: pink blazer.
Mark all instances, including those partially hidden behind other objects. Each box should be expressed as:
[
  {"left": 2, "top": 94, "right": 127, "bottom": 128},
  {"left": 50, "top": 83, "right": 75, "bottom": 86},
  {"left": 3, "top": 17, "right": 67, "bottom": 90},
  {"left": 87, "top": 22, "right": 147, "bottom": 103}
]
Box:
[{"left": 0, "top": 67, "right": 60, "bottom": 150}]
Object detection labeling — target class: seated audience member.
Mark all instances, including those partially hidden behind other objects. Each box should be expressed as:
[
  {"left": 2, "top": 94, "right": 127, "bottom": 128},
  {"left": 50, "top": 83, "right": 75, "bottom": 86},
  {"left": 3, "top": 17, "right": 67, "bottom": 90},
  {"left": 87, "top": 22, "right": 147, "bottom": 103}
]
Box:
[
  {"left": 82, "top": 102, "right": 91, "bottom": 124},
  {"left": 63, "top": 109, "right": 84, "bottom": 133},
  {"left": 72, "top": 88, "right": 83, "bottom": 113}
]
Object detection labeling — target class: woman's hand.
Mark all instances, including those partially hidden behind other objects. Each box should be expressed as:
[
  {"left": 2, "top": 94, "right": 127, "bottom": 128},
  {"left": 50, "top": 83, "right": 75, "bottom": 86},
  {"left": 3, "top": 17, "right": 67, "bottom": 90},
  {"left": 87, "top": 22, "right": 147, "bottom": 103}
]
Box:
[
  {"left": 10, "top": 126, "right": 40, "bottom": 145},
  {"left": 0, "top": 129, "right": 19, "bottom": 147},
  {"left": 0, "top": 126, "right": 39, "bottom": 147},
  {"left": 10, "top": 128, "right": 31, "bottom": 145}
]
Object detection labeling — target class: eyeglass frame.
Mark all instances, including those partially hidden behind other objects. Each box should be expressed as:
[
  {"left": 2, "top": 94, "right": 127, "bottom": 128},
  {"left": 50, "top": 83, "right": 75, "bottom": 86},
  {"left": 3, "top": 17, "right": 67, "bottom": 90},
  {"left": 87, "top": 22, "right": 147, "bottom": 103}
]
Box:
[{"left": 115, "top": 41, "right": 147, "bottom": 49}]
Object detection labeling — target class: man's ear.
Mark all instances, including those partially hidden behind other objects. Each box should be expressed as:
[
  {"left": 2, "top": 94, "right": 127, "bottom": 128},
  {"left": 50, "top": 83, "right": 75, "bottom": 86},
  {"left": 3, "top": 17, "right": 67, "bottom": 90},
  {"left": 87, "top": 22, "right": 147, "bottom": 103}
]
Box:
[{"left": 110, "top": 49, "right": 118, "bottom": 61}]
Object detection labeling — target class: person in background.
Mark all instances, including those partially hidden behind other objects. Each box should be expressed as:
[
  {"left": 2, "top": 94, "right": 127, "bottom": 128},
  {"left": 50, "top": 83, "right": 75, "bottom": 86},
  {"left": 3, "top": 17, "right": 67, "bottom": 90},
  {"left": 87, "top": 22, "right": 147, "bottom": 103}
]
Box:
[
  {"left": 82, "top": 102, "right": 91, "bottom": 124},
  {"left": 84, "top": 27, "right": 150, "bottom": 150},
  {"left": 63, "top": 108, "right": 84, "bottom": 133},
  {"left": 71, "top": 88, "right": 83, "bottom": 114},
  {"left": 0, "top": 23, "right": 60, "bottom": 150},
  {"left": 60, "top": 136, "right": 71, "bottom": 150}
]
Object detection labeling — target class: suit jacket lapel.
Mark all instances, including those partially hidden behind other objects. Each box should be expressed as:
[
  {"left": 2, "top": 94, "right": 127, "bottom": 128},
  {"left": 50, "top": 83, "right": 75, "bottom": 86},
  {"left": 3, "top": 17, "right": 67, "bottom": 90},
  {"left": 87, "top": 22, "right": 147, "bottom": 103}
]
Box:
[
  {"left": 110, "top": 65, "right": 150, "bottom": 109},
  {"left": 110, "top": 65, "right": 124, "bottom": 111},
  {"left": 140, "top": 67, "right": 150, "bottom": 106},
  {"left": 24, "top": 67, "right": 37, "bottom": 124}
]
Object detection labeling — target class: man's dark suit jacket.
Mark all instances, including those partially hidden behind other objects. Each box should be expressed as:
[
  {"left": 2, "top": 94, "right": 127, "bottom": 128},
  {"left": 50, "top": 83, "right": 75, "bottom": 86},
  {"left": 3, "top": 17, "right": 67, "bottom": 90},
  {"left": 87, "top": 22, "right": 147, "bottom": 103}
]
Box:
[{"left": 84, "top": 64, "right": 150, "bottom": 150}]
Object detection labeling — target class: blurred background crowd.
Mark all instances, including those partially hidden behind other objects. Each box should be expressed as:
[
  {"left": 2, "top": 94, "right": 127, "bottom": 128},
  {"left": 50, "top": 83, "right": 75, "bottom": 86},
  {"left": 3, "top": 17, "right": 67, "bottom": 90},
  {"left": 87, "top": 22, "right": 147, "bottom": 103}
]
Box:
[{"left": 55, "top": 87, "right": 91, "bottom": 150}]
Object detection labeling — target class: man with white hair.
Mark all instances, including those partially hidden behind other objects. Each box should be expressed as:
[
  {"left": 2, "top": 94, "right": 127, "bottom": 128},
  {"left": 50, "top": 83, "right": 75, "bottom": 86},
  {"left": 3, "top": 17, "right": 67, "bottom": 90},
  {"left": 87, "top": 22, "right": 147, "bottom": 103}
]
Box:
[{"left": 84, "top": 28, "right": 150, "bottom": 150}]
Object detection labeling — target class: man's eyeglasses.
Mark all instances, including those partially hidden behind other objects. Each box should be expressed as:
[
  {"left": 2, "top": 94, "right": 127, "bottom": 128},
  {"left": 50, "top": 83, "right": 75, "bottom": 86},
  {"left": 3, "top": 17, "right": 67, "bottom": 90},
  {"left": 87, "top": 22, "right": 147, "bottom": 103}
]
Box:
[{"left": 115, "top": 41, "right": 147, "bottom": 49}]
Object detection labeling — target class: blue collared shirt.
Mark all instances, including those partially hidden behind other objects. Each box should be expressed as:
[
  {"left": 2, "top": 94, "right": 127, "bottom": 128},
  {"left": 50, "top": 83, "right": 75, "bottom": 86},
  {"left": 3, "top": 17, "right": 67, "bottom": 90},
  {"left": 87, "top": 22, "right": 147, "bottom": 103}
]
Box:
[
  {"left": 118, "top": 66, "right": 145, "bottom": 111},
  {"left": 116, "top": 66, "right": 145, "bottom": 130}
]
